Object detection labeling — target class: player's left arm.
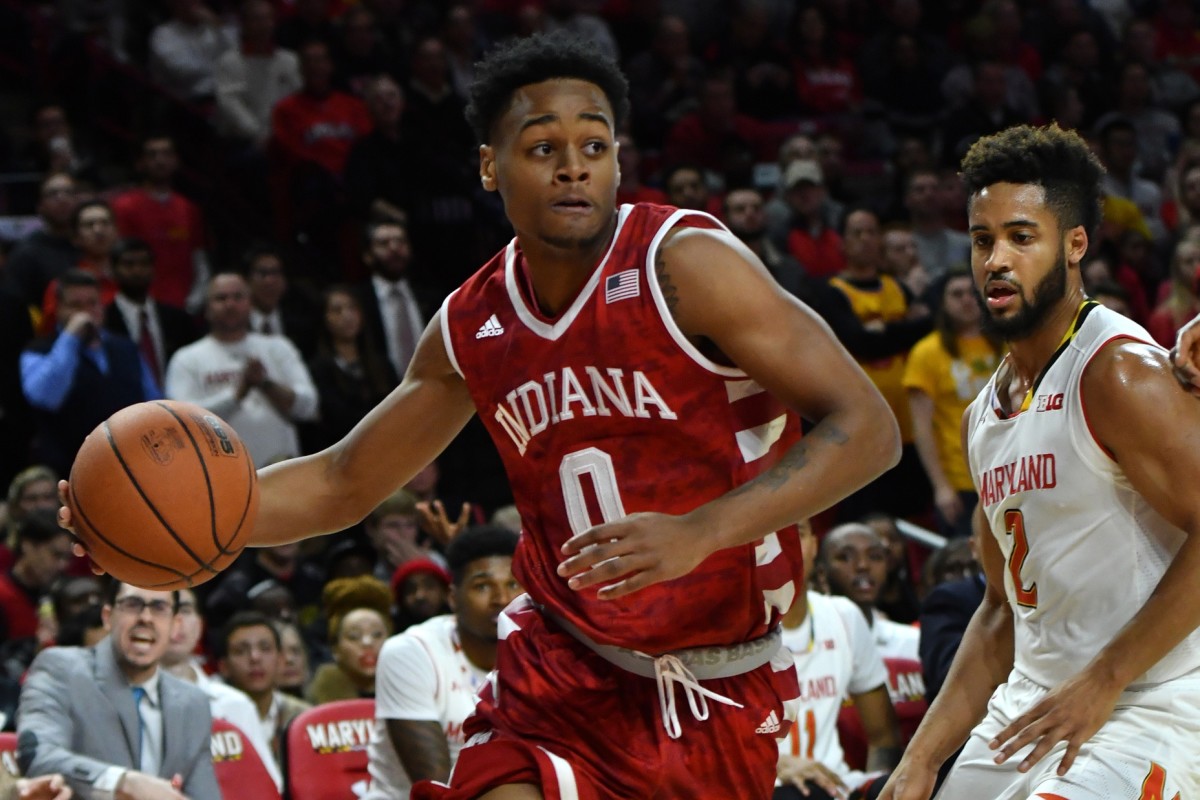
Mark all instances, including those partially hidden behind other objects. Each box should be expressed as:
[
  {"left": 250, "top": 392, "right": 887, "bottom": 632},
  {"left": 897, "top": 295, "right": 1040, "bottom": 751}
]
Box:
[
  {"left": 991, "top": 339, "right": 1200, "bottom": 774},
  {"left": 560, "top": 226, "right": 901, "bottom": 598}
]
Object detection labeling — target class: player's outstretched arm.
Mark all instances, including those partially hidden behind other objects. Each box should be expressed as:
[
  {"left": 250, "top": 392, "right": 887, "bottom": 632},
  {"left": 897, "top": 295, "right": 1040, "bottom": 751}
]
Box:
[
  {"left": 560, "top": 226, "right": 901, "bottom": 598},
  {"left": 879, "top": 500, "right": 1013, "bottom": 800},
  {"left": 988, "top": 340, "right": 1200, "bottom": 775},
  {"left": 249, "top": 310, "right": 477, "bottom": 546}
]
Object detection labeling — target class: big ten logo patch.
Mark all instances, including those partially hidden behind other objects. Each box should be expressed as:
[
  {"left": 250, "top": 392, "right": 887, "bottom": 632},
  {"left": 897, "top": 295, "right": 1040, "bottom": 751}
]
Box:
[
  {"left": 1, "top": 750, "right": 17, "bottom": 776},
  {"left": 306, "top": 718, "right": 377, "bottom": 754},
  {"left": 210, "top": 730, "right": 245, "bottom": 763},
  {"left": 1035, "top": 393, "right": 1064, "bottom": 412}
]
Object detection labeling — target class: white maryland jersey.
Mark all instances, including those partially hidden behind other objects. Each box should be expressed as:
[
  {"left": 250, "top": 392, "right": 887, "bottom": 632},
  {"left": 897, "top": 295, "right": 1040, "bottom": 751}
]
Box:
[
  {"left": 365, "top": 615, "right": 489, "bottom": 800},
  {"left": 779, "top": 592, "right": 888, "bottom": 785},
  {"left": 966, "top": 303, "right": 1200, "bottom": 689}
]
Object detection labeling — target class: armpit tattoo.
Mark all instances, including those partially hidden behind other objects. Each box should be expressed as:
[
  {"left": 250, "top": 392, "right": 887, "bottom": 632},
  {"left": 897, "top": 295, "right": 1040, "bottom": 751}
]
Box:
[{"left": 655, "top": 247, "right": 680, "bottom": 314}]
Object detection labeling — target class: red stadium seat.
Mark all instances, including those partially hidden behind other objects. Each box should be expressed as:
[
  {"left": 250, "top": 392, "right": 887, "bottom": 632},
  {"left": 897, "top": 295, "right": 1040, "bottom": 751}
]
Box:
[
  {"left": 211, "top": 718, "right": 281, "bottom": 800},
  {"left": 284, "top": 699, "right": 375, "bottom": 800},
  {"left": 837, "top": 655, "right": 928, "bottom": 770},
  {"left": 0, "top": 730, "right": 18, "bottom": 777}
]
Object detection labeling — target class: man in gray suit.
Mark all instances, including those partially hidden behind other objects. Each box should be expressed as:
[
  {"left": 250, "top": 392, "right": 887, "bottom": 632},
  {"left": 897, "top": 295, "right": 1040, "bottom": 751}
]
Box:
[{"left": 16, "top": 581, "right": 219, "bottom": 800}]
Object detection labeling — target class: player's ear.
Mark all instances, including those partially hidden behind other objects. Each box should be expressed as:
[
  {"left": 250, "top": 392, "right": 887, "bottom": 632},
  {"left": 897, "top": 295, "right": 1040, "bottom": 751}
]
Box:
[
  {"left": 480, "top": 145, "right": 497, "bottom": 192},
  {"left": 1066, "top": 225, "right": 1088, "bottom": 268}
]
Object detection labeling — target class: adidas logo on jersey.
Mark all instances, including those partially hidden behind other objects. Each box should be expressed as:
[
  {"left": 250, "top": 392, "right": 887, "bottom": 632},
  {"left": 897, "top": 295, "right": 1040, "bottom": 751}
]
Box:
[
  {"left": 755, "top": 710, "right": 780, "bottom": 735},
  {"left": 475, "top": 314, "right": 504, "bottom": 339}
]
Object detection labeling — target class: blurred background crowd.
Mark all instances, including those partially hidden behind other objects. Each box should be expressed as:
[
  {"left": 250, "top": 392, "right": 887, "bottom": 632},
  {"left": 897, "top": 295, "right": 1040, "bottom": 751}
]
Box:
[{"left": 0, "top": 0, "right": 1199, "bottom": 794}]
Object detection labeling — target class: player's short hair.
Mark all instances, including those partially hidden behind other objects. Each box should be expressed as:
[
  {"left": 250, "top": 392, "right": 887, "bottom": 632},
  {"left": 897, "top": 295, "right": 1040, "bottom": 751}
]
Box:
[
  {"left": 445, "top": 525, "right": 519, "bottom": 586},
  {"left": 960, "top": 123, "right": 1105, "bottom": 237},
  {"left": 219, "top": 610, "right": 282, "bottom": 658},
  {"left": 464, "top": 32, "right": 630, "bottom": 145}
]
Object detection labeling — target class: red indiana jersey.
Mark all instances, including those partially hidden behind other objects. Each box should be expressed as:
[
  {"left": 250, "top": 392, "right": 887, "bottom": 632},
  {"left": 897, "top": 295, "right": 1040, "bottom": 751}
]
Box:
[{"left": 443, "top": 203, "right": 804, "bottom": 653}]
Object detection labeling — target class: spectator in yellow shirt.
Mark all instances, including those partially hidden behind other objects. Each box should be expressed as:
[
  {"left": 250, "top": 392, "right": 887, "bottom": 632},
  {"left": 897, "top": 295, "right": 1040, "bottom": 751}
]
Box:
[{"left": 903, "top": 270, "right": 1003, "bottom": 537}]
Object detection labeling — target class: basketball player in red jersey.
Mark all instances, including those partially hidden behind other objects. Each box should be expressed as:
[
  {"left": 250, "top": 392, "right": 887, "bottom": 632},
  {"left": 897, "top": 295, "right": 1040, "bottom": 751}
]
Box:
[{"left": 63, "top": 34, "right": 899, "bottom": 799}]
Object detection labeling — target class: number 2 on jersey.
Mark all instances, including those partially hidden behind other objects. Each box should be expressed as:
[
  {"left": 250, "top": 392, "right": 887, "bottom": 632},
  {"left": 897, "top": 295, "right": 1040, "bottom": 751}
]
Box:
[{"left": 1004, "top": 509, "right": 1038, "bottom": 608}]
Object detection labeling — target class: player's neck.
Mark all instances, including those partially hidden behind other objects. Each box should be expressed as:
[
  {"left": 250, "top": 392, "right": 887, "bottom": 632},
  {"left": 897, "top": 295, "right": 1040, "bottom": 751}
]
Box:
[
  {"left": 458, "top": 627, "right": 499, "bottom": 671},
  {"left": 517, "top": 216, "right": 617, "bottom": 316},
  {"left": 1005, "top": 289, "right": 1087, "bottom": 383}
]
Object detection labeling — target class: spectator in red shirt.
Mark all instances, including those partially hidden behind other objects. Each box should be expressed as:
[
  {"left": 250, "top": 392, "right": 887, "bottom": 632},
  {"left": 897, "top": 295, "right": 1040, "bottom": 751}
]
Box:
[
  {"left": 663, "top": 69, "right": 780, "bottom": 174},
  {"left": 271, "top": 39, "right": 372, "bottom": 179},
  {"left": 0, "top": 509, "right": 72, "bottom": 649},
  {"left": 110, "top": 136, "right": 211, "bottom": 312},
  {"left": 782, "top": 160, "right": 845, "bottom": 278}
]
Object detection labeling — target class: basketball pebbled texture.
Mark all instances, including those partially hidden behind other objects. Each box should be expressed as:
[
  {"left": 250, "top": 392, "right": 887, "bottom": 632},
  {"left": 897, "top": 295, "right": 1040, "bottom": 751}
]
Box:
[{"left": 68, "top": 399, "right": 259, "bottom": 589}]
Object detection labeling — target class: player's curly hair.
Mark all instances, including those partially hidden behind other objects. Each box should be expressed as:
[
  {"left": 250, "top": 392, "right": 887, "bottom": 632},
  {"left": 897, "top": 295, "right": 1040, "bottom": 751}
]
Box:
[
  {"left": 464, "top": 32, "right": 630, "bottom": 144},
  {"left": 959, "top": 124, "right": 1105, "bottom": 237},
  {"left": 323, "top": 575, "right": 393, "bottom": 641}
]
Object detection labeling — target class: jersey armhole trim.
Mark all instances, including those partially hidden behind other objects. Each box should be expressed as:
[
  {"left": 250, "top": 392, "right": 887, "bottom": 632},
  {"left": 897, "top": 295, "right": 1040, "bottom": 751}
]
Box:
[
  {"left": 1079, "top": 333, "right": 1154, "bottom": 463},
  {"left": 440, "top": 290, "right": 463, "bottom": 379},
  {"left": 643, "top": 208, "right": 747, "bottom": 378}
]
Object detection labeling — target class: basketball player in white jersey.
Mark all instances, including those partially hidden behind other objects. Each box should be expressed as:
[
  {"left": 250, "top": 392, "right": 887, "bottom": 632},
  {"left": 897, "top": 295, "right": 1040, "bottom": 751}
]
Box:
[
  {"left": 777, "top": 523, "right": 901, "bottom": 800},
  {"left": 881, "top": 124, "right": 1200, "bottom": 800}
]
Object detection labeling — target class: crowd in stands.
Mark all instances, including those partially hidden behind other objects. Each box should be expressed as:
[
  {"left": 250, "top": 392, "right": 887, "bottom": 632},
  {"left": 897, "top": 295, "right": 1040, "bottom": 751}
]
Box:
[{"left": 0, "top": 0, "right": 1198, "bottom": 797}]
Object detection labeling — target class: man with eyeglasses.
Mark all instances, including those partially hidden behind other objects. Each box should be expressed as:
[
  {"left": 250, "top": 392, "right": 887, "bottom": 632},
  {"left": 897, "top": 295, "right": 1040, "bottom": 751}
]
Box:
[{"left": 17, "top": 581, "right": 219, "bottom": 799}]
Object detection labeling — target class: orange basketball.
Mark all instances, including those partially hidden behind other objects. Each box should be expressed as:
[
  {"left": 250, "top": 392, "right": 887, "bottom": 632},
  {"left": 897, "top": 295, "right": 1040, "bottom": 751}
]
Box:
[{"left": 68, "top": 400, "right": 259, "bottom": 590}]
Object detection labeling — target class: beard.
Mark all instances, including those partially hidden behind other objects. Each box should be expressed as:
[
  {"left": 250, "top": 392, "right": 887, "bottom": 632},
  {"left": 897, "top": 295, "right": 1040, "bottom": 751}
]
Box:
[{"left": 978, "top": 249, "right": 1068, "bottom": 342}]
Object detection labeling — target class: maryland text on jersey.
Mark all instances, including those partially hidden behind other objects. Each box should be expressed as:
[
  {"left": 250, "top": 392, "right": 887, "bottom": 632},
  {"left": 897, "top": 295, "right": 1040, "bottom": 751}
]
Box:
[{"left": 977, "top": 452, "right": 1057, "bottom": 507}]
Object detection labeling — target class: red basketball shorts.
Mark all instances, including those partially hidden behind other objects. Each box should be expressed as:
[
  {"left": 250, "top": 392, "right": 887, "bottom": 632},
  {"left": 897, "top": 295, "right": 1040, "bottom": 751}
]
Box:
[{"left": 413, "top": 597, "right": 800, "bottom": 800}]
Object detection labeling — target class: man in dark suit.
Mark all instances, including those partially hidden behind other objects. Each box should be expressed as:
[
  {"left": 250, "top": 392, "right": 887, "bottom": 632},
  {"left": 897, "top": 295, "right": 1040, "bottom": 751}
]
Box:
[
  {"left": 21, "top": 270, "right": 161, "bottom": 478},
  {"left": 243, "top": 243, "right": 319, "bottom": 359},
  {"left": 918, "top": 571, "right": 986, "bottom": 703},
  {"left": 102, "top": 239, "right": 198, "bottom": 388},
  {"left": 354, "top": 220, "right": 433, "bottom": 384},
  {"left": 17, "top": 581, "right": 219, "bottom": 799}
]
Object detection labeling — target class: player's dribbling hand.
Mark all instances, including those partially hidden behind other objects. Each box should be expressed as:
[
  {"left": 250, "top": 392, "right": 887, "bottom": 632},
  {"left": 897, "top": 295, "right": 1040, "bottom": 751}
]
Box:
[
  {"left": 56, "top": 480, "right": 105, "bottom": 575},
  {"left": 557, "top": 512, "right": 709, "bottom": 599},
  {"left": 1171, "top": 315, "right": 1200, "bottom": 397},
  {"left": 875, "top": 758, "right": 938, "bottom": 800},
  {"left": 988, "top": 667, "right": 1121, "bottom": 776}
]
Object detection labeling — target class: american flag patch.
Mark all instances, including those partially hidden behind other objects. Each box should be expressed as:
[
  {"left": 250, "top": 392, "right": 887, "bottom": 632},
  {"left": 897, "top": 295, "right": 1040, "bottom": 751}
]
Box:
[{"left": 605, "top": 269, "right": 640, "bottom": 303}]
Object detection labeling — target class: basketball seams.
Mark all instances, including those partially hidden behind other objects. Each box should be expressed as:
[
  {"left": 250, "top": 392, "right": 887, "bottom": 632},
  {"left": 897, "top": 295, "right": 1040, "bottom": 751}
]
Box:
[
  {"left": 102, "top": 420, "right": 219, "bottom": 576},
  {"left": 72, "top": 469, "right": 192, "bottom": 584},
  {"left": 153, "top": 400, "right": 232, "bottom": 556}
]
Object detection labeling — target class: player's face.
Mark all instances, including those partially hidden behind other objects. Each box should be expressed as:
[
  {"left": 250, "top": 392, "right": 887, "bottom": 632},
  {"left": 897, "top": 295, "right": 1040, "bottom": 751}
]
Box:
[
  {"left": 452, "top": 555, "right": 521, "bottom": 644},
  {"left": 222, "top": 624, "right": 281, "bottom": 695},
  {"left": 969, "top": 182, "right": 1077, "bottom": 342},
  {"left": 334, "top": 609, "right": 388, "bottom": 682},
  {"left": 166, "top": 590, "right": 202, "bottom": 663},
  {"left": 823, "top": 530, "right": 889, "bottom": 607},
  {"left": 401, "top": 572, "right": 450, "bottom": 622},
  {"left": 482, "top": 79, "right": 618, "bottom": 254},
  {"left": 103, "top": 585, "right": 177, "bottom": 674}
]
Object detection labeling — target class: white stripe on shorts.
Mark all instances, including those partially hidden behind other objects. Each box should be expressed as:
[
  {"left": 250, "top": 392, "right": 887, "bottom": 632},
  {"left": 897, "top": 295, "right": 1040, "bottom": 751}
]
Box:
[{"left": 537, "top": 746, "right": 580, "bottom": 800}]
